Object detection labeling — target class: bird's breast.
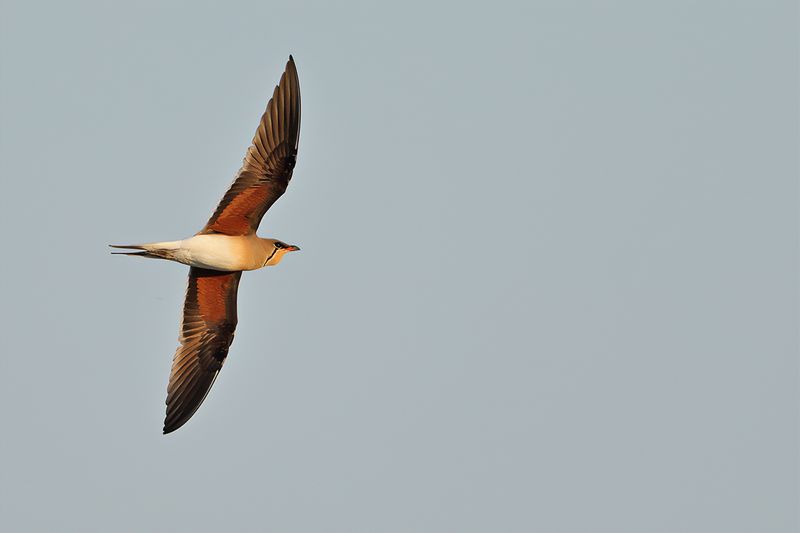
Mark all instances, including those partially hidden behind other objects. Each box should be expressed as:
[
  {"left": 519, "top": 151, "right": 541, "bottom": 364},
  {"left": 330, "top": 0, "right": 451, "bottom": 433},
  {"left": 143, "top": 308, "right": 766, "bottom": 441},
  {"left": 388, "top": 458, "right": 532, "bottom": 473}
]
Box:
[{"left": 180, "top": 234, "right": 265, "bottom": 271}]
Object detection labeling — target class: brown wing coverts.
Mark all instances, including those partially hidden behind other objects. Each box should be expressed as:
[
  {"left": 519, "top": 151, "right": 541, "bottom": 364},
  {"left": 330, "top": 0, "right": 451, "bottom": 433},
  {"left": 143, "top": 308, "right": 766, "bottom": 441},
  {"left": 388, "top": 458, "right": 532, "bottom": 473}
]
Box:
[
  {"left": 201, "top": 56, "right": 301, "bottom": 236},
  {"left": 163, "top": 268, "right": 242, "bottom": 434}
]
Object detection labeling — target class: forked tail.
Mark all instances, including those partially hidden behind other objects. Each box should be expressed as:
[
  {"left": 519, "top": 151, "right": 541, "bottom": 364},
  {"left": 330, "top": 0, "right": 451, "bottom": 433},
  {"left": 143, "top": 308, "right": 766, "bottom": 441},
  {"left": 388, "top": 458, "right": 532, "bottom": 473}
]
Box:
[{"left": 109, "top": 241, "right": 181, "bottom": 260}]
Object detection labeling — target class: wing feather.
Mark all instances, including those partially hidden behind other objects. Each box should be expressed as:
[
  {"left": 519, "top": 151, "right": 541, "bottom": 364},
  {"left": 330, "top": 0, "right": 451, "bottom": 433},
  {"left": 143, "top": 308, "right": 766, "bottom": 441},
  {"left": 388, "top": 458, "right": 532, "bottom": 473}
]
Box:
[
  {"left": 163, "top": 268, "right": 242, "bottom": 434},
  {"left": 200, "top": 56, "right": 301, "bottom": 236}
]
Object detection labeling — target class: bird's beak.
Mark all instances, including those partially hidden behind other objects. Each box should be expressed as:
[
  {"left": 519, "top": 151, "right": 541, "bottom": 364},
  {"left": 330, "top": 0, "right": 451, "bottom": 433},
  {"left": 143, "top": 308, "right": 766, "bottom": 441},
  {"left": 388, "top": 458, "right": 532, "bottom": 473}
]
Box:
[{"left": 286, "top": 245, "right": 300, "bottom": 252}]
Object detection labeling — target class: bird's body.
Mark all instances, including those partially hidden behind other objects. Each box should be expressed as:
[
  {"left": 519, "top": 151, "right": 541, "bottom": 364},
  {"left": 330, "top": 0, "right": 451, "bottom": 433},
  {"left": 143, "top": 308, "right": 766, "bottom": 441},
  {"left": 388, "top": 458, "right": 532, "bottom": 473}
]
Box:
[
  {"left": 113, "top": 234, "right": 297, "bottom": 271},
  {"left": 112, "top": 56, "right": 302, "bottom": 434}
]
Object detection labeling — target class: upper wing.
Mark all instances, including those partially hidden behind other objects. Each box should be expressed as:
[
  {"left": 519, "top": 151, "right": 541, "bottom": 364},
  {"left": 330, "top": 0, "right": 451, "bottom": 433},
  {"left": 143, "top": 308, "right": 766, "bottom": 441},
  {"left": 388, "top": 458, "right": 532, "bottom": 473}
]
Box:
[
  {"left": 200, "top": 56, "right": 301, "bottom": 236},
  {"left": 163, "top": 267, "right": 242, "bottom": 434}
]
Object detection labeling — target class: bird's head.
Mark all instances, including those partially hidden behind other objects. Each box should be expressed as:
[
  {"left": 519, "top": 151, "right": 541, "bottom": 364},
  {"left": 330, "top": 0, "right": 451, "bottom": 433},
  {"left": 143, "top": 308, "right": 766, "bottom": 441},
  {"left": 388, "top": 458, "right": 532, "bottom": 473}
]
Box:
[{"left": 262, "top": 238, "right": 300, "bottom": 266}]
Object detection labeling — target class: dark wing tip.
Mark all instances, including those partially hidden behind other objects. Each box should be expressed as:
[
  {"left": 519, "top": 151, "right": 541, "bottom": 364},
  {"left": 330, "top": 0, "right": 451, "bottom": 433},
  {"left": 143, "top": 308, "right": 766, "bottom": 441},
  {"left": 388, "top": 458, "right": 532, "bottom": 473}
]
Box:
[
  {"left": 286, "top": 55, "right": 298, "bottom": 75},
  {"left": 162, "top": 365, "right": 222, "bottom": 435},
  {"left": 163, "top": 417, "right": 189, "bottom": 434},
  {"left": 162, "top": 409, "right": 190, "bottom": 435},
  {"left": 162, "top": 393, "right": 207, "bottom": 434}
]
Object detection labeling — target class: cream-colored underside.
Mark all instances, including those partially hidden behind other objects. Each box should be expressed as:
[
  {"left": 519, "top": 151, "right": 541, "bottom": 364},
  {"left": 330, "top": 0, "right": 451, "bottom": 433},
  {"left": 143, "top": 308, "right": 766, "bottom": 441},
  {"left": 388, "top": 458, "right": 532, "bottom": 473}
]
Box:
[{"left": 147, "top": 234, "right": 287, "bottom": 271}]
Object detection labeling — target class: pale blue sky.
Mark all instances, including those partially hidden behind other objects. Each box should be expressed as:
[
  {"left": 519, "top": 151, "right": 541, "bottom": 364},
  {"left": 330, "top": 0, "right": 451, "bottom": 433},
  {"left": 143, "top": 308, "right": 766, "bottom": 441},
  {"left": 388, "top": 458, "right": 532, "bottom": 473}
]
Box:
[{"left": 0, "top": 1, "right": 797, "bottom": 532}]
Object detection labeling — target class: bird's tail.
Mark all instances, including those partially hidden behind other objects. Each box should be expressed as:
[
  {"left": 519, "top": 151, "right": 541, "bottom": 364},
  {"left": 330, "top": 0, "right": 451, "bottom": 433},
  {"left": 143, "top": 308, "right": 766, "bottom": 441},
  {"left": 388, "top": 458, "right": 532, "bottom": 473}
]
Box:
[{"left": 109, "top": 241, "right": 182, "bottom": 260}]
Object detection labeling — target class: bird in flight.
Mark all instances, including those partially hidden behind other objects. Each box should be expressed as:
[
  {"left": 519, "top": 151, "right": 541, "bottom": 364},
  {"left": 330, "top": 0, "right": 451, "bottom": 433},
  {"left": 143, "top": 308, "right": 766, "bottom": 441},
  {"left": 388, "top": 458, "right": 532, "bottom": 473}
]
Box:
[{"left": 112, "top": 56, "right": 301, "bottom": 434}]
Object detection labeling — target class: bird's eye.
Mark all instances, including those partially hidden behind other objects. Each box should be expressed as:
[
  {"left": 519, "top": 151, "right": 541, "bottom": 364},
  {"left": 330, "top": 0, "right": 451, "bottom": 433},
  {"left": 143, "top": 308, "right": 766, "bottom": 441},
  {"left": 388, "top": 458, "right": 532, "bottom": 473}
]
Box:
[{"left": 275, "top": 242, "right": 285, "bottom": 249}]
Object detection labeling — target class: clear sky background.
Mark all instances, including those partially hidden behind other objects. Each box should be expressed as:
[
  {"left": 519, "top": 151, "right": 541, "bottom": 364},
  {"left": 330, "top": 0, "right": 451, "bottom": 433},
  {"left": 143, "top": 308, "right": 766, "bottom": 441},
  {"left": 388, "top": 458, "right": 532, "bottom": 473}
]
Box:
[{"left": 0, "top": 1, "right": 797, "bottom": 532}]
